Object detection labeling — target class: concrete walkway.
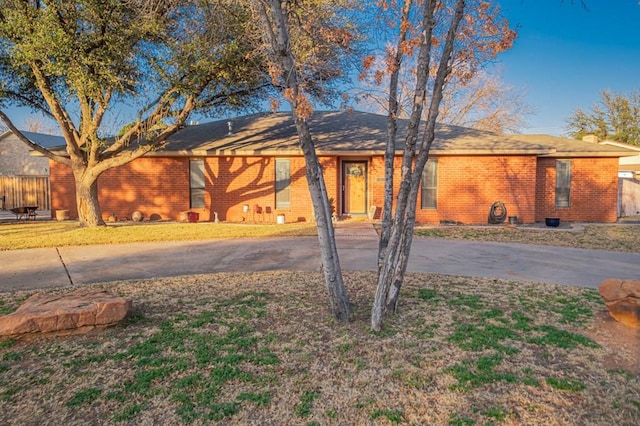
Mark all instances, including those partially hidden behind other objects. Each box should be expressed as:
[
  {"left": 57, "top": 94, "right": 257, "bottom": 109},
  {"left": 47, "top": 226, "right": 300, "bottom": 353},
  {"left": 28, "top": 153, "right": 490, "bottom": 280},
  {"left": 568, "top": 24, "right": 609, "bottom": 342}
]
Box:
[{"left": 1, "top": 221, "right": 639, "bottom": 292}]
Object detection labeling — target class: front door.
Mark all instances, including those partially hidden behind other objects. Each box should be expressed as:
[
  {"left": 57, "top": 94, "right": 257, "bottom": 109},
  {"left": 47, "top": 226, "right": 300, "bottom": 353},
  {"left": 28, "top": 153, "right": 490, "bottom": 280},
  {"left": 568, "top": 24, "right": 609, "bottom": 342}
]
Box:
[{"left": 342, "top": 161, "right": 367, "bottom": 215}]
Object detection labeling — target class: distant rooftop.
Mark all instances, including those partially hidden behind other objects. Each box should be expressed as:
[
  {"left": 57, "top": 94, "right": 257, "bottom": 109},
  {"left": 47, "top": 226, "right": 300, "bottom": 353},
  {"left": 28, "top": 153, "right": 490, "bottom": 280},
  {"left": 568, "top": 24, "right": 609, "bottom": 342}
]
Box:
[{"left": 0, "top": 130, "right": 66, "bottom": 148}]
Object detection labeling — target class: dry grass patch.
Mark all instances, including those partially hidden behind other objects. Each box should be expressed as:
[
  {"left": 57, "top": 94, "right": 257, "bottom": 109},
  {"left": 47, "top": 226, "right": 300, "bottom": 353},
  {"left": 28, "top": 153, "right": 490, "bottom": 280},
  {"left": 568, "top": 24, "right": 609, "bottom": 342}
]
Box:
[
  {"left": 1, "top": 271, "right": 639, "bottom": 425},
  {"left": 0, "top": 221, "right": 317, "bottom": 250},
  {"left": 415, "top": 224, "right": 640, "bottom": 253},
  {"left": 2, "top": 219, "right": 638, "bottom": 254}
]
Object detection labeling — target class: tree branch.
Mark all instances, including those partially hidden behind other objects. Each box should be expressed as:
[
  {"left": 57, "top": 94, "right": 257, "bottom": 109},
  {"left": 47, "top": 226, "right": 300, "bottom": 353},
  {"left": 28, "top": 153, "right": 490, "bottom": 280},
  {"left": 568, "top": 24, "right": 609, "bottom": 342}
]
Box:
[
  {"left": 0, "top": 89, "right": 55, "bottom": 119},
  {"left": 29, "top": 62, "right": 82, "bottom": 157},
  {"left": 100, "top": 87, "right": 180, "bottom": 158},
  {"left": 0, "top": 110, "right": 71, "bottom": 166}
]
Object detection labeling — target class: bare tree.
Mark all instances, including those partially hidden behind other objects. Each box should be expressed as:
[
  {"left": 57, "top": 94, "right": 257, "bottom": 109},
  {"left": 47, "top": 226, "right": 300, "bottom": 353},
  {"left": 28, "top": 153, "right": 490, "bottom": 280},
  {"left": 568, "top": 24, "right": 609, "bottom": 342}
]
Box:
[
  {"left": 368, "top": 0, "right": 516, "bottom": 331},
  {"left": 23, "top": 115, "right": 58, "bottom": 135},
  {"left": 358, "top": 60, "right": 531, "bottom": 133},
  {"left": 250, "top": 0, "right": 358, "bottom": 322},
  {"left": 437, "top": 71, "right": 532, "bottom": 133}
]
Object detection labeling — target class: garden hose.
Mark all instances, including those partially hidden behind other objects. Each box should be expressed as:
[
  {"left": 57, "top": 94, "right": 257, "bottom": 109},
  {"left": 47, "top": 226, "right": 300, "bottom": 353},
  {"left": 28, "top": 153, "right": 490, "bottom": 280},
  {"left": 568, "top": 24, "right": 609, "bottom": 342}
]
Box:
[{"left": 488, "top": 201, "right": 507, "bottom": 224}]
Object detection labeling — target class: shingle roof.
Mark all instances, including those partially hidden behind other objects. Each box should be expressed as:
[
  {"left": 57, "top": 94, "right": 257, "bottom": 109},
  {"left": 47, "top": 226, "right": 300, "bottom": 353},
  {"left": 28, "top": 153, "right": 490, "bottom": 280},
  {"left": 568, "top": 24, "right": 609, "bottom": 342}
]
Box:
[
  {"left": 161, "top": 110, "right": 542, "bottom": 156},
  {"left": 2, "top": 130, "right": 66, "bottom": 148},
  {"left": 14, "top": 110, "right": 634, "bottom": 158},
  {"left": 598, "top": 139, "right": 640, "bottom": 151},
  {"left": 160, "top": 110, "right": 636, "bottom": 158},
  {"left": 513, "top": 134, "right": 636, "bottom": 158}
]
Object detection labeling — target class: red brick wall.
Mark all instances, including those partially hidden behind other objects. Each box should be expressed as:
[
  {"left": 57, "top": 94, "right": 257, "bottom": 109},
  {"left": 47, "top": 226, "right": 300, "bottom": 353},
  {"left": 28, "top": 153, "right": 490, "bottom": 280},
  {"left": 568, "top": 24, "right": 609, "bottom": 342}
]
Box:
[
  {"left": 49, "top": 161, "right": 76, "bottom": 219},
  {"left": 50, "top": 153, "right": 619, "bottom": 224},
  {"left": 50, "top": 155, "right": 338, "bottom": 223},
  {"left": 206, "top": 155, "right": 310, "bottom": 223},
  {"left": 535, "top": 157, "right": 619, "bottom": 222},
  {"left": 200, "top": 155, "right": 337, "bottom": 223},
  {"left": 50, "top": 157, "right": 191, "bottom": 221},
  {"left": 370, "top": 155, "right": 538, "bottom": 225}
]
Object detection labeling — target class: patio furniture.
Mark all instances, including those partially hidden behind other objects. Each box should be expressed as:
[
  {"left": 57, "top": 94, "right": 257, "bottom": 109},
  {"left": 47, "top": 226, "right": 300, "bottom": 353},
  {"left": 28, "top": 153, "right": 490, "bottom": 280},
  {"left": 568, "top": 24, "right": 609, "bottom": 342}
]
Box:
[{"left": 11, "top": 206, "right": 38, "bottom": 220}]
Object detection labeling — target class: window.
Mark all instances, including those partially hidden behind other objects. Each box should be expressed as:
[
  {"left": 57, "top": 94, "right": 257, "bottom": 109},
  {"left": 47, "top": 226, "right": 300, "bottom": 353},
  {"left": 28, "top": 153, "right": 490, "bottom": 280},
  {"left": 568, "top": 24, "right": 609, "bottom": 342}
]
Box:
[
  {"left": 190, "top": 159, "right": 205, "bottom": 209},
  {"left": 421, "top": 158, "right": 438, "bottom": 209},
  {"left": 275, "top": 159, "right": 290, "bottom": 209},
  {"left": 555, "top": 159, "right": 571, "bottom": 208}
]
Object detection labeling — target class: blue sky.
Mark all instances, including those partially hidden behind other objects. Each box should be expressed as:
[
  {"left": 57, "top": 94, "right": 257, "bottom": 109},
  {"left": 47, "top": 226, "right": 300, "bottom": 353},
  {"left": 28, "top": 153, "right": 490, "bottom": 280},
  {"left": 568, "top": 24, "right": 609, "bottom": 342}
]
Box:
[
  {"left": 4, "top": 1, "right": 639, "bottom": 137},
  {"left": 496, "top": 0, "right": 640, "bottom": 135}
]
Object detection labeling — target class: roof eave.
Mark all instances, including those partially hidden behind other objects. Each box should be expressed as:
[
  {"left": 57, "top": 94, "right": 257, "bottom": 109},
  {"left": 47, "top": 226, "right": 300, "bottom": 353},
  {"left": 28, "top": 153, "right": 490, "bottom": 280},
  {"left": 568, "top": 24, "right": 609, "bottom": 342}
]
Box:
[
  {"left": 29, "top": 146, "right": 67, "bottom": 157},
  {"left": 136, "top": 148, "right": 559, "bottom": 157},
  {"left": 429, "top": 148, "right": 553, "bottom": 156},
  {"left": 539, "top": 151, "right": 637, "bottom": 158}
]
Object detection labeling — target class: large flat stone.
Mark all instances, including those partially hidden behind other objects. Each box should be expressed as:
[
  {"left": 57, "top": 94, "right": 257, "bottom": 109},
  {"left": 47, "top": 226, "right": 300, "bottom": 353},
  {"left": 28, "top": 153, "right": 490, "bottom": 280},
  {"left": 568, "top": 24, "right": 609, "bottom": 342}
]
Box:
[
  {"left": 0, "top": 289, "right": 132, "bottom": 337},
  {"left": 599, "top": 279, "right": 640, "bottom": 329}
]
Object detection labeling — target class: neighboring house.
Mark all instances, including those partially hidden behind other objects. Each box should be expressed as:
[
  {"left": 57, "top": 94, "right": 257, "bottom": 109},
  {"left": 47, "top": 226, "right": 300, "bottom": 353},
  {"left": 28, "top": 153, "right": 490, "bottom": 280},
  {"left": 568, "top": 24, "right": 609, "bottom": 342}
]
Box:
[
  {"left": 596, "top": 139, "right": 640, "bottom": 176},
  {"left": 0, "top": 130, "right": 64, "bottom": 176},
  {"left": 47, "top": 111, "right": 637, "bottom": 224},
  {"left": 0, "top": 130, "right": 64, "bottom": 210},
  {"left": 596, "top": 139, "right": 640, "bottom": 217}
]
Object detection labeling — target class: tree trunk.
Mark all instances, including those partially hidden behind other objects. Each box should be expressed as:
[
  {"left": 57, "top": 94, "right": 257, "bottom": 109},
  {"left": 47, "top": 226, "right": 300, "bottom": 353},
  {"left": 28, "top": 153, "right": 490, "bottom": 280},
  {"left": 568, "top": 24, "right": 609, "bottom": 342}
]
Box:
[
  {"left": 253, "top": 0, "right": 351, "bottom": 322},
  {"left": 373, "top": 0, "right": 415, "bottom": 332},
  {"left": 298, "top": 120, "right": 351, "bottom": 322},
  {"left": 75, "top": 174, "right": 105, "bottom": 227},
  {"left": 384, "top": 176, "right": 421, "bottom": 310},
  {"left": 377, "top": 0, "right": 412, "bottom": 272},
  {"left": 372, "top": 0, "right": 466, "bottom": 332}
]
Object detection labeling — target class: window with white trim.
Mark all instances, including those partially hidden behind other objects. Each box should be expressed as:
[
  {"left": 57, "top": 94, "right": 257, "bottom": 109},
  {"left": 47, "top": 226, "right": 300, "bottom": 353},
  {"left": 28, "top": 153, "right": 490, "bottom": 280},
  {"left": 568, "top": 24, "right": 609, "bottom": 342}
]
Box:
[
  {"left": 275, "top": 159, "right": 291, "bottom": 209},
  {"left": 190, "top": 159, "right": 206, "bottom": 209},
  {"left": 555, "top": 159, "right": 571, "bottom": 208},
  {"left": 421, "top": 158, "right": 438, "bottom": 209}
]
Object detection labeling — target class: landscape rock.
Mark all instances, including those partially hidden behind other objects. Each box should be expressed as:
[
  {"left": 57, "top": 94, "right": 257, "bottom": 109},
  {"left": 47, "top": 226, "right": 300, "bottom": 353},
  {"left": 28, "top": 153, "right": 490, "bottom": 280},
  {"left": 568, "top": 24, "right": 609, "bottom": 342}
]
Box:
[
  {"left": 599, "top": 279, "right": 640, "bottom": 328},
  {"left": 0, "top": 289, "right": 132, "bottom": 337}
]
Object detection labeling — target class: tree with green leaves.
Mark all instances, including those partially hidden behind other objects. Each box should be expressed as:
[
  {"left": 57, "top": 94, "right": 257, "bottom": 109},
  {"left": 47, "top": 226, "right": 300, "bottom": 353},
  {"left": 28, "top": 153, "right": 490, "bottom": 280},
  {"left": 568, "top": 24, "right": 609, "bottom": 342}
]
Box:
[
  {"left": 0, "top": 0, "right": 271, "bottom": 226},
  {"left": 566, "top": 89, "right": 640, "bottom": 145}
]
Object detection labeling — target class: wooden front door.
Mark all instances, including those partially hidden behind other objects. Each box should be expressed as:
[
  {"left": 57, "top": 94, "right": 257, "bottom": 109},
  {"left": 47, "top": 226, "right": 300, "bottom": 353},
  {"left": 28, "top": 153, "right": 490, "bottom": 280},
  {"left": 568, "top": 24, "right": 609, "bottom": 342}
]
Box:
[{"left": 342, "top": 161, "right": 367, "bottom": 215}]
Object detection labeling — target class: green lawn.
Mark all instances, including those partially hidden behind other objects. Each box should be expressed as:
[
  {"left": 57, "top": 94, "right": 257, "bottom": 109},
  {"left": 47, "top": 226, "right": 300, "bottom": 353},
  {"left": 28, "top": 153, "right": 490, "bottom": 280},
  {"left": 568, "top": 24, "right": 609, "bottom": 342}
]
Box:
[{"left": 1, "top": 271, "right": 638, "bottom": 424}]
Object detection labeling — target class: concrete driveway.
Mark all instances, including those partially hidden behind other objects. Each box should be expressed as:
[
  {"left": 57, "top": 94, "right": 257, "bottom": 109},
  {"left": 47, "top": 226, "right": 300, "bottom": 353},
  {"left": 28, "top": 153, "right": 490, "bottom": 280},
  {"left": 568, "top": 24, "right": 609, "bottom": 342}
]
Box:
[{"left": 0, "top": 224, "right": 639, "bottom": 292}]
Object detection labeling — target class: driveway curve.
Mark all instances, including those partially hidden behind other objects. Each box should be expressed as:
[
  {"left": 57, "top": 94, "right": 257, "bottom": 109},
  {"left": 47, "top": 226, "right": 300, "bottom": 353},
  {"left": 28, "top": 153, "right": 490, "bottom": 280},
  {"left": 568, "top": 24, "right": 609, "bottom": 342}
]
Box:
[{"left": 0, "top": 229, "right": 638, "bottom": 292}]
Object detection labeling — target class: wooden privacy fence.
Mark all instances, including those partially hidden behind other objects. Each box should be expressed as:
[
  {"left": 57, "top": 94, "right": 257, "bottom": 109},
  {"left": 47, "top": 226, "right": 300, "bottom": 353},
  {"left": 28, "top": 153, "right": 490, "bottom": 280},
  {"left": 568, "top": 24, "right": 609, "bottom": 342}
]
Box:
[
  {"left": 0, "top": 176, "right": 50, "bottom": 211},
  {"left": 619, "top": 177, "right": 640, "bottom": 217}
]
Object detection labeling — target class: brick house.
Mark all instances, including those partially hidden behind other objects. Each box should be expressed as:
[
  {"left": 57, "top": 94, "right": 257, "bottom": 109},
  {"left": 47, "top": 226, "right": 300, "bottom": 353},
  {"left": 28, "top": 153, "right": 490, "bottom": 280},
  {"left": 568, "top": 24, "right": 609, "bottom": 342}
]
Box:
[{"left": 47, "top": 111, "right": 636, "bottom": 224}]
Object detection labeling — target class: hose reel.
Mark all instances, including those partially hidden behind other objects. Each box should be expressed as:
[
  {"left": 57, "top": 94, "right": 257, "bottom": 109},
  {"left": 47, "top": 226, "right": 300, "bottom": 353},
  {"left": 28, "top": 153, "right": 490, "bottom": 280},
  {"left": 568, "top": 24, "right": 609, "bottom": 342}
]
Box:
[{"left": 488, "top": 201, "right": 507, "bottom": 224}]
